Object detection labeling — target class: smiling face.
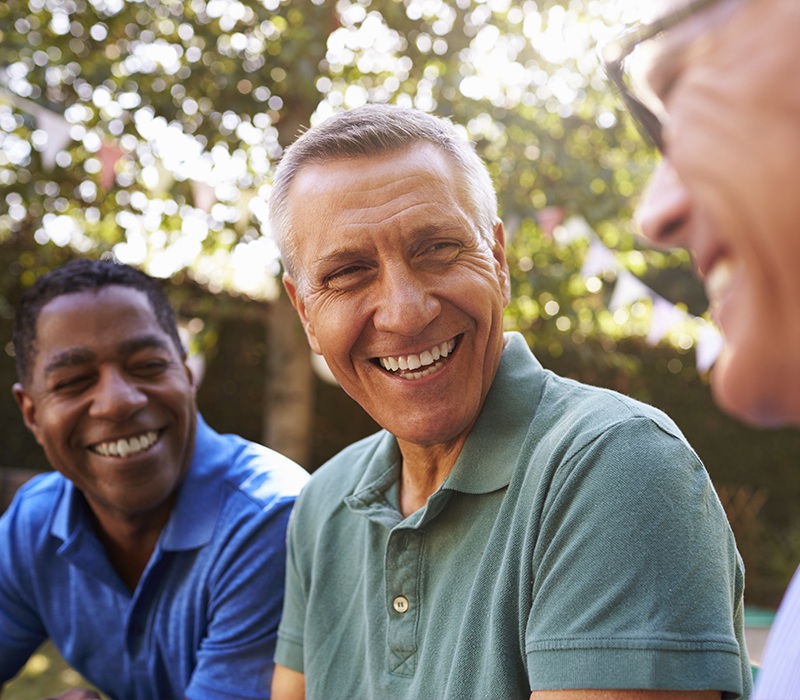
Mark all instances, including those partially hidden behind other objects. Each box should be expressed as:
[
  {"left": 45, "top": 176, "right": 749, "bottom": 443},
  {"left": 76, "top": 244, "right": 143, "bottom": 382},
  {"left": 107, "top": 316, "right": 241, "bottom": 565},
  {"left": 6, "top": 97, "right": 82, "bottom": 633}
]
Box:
[
  {"left": 635, "top": 0, "right": 800, "bottom": 427},
  {"left": 14, "top": 285, "right": 197, "bottom": 528},
  {"left": 283, "top": 143, "right": 510, "bottom": 451}
]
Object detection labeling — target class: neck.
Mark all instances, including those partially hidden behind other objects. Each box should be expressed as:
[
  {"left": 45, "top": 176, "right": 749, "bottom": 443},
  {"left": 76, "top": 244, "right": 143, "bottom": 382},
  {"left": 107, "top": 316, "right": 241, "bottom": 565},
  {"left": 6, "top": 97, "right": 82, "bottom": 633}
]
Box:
[
  {"left": 397, "top": 438, "right": 465, "bottom": 517},
  {"left": 89, "top": 503, "right": 172, "bottom": 591}
]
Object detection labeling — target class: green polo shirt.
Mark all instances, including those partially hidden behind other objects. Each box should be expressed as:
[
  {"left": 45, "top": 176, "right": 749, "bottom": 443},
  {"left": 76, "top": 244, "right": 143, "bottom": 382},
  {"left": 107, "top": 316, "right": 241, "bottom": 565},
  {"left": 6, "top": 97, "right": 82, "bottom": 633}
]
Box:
[{"left": 276, "top": 332, "right": 750, "bottom": 699}]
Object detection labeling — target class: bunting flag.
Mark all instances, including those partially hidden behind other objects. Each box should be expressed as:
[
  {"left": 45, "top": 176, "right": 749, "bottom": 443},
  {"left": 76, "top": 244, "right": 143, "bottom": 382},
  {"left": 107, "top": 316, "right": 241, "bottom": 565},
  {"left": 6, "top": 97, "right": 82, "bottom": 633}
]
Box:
[
  {"left": 0, "top": 87, "right": 72, "bottom": 170},
  {"left": 35, "top": 109, "right": 72, "bottom": 171},
  {"left": 97, "top": 139, "right": 126, "bottom": 190},
  {"left": 569, "top": 215, "right": 722, "bottom": 373},
  {"left": 609, "top": 269, "right": 650, "bottom": 311},
  {"left": 695, "top": 321, "right": 724, "bottom": 373},
  {"left": 581, "top": 236, "right": 619, "bottom": 278},
  {"left": 535, "top": 206, "right": 565, "bottom": 240},
  {"left": 646, "top": 295, "right": 689, "bottom": 346},
  {"left": 557, "top": 215, "right": 594, "bottom": 245}
]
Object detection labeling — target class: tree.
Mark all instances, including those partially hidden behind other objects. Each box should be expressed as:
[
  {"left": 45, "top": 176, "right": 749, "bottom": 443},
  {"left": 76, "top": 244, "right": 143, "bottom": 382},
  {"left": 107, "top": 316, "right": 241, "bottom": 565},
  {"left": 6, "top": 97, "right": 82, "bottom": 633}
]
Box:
[
  {"left": 4, "top": 0, "right": 800, "bottom": 605},
  {"left": 0, "top": 0, "right": 697, "bottom": 455}
]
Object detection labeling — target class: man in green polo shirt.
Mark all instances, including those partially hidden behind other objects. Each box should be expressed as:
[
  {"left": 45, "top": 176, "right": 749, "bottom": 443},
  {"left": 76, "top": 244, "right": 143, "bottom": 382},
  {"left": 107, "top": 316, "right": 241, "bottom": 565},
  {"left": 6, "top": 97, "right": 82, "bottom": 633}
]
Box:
[{"left": 267, "top": 104, "right": 751, "bottom": 700}]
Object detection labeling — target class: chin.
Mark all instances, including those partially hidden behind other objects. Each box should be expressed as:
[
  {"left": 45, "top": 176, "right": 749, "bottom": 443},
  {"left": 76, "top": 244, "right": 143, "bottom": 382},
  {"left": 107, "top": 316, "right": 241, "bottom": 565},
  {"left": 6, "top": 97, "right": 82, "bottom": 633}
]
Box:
[{"left": 712, "top": 358, "right": 797, "bottom": 429}]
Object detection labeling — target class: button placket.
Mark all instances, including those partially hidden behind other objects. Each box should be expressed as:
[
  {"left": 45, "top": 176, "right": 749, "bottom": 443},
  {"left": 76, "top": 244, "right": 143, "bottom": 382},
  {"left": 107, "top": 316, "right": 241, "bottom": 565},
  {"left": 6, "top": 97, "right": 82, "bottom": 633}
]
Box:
[{"left": 385, "top": 527, "right": 421, "bottom": 675}]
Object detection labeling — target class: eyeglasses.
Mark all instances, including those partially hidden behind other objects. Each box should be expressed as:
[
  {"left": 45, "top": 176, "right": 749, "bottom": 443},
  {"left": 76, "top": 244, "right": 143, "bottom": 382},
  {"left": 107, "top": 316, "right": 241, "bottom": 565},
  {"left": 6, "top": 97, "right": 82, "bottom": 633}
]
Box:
[{"left": 600, "top": 0, "right": 726, "bottom": 152}]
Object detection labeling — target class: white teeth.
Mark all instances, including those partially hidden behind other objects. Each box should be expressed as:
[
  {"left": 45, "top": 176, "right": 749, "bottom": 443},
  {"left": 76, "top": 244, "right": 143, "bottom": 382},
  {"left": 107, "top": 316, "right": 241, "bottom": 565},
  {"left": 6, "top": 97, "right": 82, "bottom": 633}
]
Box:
[
  {"left": 378, "top": 338, "right": 457, "bottom": 377},
  {"left": 704, "top": 259, "right": 734, "bottom": 303},
  {"left": 92, "top": 431, "right": 159, "bottom": 458}
]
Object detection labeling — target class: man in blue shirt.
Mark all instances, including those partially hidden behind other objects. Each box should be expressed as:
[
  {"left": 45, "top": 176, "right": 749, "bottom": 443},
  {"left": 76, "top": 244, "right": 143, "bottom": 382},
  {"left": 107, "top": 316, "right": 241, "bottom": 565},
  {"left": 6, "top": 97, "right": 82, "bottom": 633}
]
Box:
[{"left": 0, "top": 258, "right": 309, "bottom": 699}]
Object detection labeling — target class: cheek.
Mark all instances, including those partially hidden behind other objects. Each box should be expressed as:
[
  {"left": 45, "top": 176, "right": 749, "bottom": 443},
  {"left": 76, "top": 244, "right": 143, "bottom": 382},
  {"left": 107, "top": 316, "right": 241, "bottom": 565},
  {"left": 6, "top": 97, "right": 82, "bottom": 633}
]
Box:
[
  {"left": 34, "top": 404, "right": 74, "bottom": 446},
  {"left": 307, "top": 297, "right": 365, "bottom": 348}
]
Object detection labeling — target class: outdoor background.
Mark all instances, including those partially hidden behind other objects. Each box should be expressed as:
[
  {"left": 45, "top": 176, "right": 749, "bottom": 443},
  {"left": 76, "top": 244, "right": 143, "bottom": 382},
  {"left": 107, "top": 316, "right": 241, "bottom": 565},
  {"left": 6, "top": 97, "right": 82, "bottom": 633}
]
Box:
[{"left": 1, "top": 0, "right": 799, "bottom": 696}]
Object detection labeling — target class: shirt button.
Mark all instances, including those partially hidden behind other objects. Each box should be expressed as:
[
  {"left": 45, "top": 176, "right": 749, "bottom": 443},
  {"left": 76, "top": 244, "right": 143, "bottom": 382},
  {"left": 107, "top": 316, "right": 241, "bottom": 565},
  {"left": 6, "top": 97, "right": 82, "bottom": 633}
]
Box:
[{"left": 392, "top": 595, "right": 410, "bottom": 613}]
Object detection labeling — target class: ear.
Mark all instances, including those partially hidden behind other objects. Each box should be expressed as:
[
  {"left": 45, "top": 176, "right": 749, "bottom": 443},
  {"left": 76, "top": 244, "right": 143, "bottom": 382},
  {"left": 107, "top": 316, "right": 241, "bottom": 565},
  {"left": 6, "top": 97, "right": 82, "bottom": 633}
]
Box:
[
  {"left": 13, "top": 383, "right": 44, "bottom": 446},
  {"left": 283, "top": 273, "right": 322, "bottom": 355},
  {"left": 491, "top": 220, "right": 511, "bottom": 307}
]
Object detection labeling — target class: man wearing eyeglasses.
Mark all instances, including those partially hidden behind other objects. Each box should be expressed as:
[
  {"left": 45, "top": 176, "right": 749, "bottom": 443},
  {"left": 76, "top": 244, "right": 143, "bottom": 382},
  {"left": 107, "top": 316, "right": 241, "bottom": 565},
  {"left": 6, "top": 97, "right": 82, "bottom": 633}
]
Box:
[{"left": 603, "top": 1, "right": 800, "bottom": 698}]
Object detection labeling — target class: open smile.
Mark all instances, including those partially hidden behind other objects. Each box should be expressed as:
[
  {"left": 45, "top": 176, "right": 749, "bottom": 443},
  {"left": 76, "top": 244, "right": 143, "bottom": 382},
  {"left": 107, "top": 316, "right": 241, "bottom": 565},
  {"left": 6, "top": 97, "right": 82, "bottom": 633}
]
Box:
[
  {"left": 374, "top": 336, "right": 459, "bottom": 380},
  {"left": 89, "top": 430, "right": 161, "bottom": 458},
  {"left": 703, "top": 257, "right": 734, "bottom": 306}
]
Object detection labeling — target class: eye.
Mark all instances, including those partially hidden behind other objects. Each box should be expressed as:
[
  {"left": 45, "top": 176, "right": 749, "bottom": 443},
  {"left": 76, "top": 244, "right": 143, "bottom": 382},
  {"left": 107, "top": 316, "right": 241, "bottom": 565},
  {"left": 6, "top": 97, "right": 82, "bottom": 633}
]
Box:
[
  {"left": 328, "top": 264, "right": 365, "bottom": 280},
  {"left": 427, "top": 240, "right": 459, "bottom": 252},
  {"left": 52, "top": 374, "right": 93, "bottom": 394},
  {"left": 130, "top": 359, "right": 170, "bottom": 377},
  {"left": 324, "top": 263, "right": 373, "bottom": 290},
  {"left": 127, "top": 349, "right": 172, "bottom": 377},
  {"left": 418, "top": 239, "right": 463, "bottom": 262}
]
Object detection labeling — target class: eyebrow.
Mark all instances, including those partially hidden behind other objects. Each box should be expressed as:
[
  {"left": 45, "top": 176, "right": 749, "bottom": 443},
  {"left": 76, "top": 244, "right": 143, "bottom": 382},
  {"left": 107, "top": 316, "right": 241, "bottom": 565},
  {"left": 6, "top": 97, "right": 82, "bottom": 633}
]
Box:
[
  {"left": 43, "top": 334, "right": 174, "bottom": 378},
  {"left": 312, "top": 248, "right": 369, "bottom": 270}
]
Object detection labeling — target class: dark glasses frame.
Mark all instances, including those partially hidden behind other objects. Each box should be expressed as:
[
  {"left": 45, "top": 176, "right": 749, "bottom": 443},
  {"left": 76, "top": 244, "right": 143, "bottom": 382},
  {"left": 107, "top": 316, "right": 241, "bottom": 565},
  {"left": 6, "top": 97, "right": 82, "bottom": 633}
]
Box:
[{"left": 600, "top": 0, "right": 724, "bottom": 151}]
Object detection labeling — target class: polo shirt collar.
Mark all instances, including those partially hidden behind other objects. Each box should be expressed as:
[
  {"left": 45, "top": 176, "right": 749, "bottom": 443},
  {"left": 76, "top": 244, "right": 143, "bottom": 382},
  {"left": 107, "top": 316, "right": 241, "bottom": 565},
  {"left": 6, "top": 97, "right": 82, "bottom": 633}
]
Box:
[
  {"left": 346, "top": 332, "right": 544, "bottom": 518},
  {"left": 441, "top": 332, "right": 544, "bottom": 495},
  {"left": 159, "top": 413, "right": 224, "bottom": 550},
  {"left": 344, "top": 433, "right": 404, "bottom": 529},
  {"left": 51, "top": 478, "right": 87, "bottom": 543}
]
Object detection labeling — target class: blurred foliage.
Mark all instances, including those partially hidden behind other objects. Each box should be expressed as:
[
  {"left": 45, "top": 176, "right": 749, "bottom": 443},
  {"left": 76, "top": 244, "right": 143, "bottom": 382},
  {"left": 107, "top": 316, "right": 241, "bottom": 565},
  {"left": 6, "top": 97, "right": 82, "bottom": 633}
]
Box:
[
  {"left": 0, "top": 0, "right": 699, "bottom": 366},
  {"left": 1, "top": 0, "right": 800, "bottom": 608},
  {"left": 2, "top": 640, "right": 107, "bottom": 700}
]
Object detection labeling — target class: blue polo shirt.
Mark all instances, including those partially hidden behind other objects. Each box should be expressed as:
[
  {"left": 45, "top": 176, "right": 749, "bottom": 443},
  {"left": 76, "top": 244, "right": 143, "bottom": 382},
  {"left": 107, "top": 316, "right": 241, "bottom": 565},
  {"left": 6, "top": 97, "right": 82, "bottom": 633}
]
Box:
[{"left": 0, "top": 415, "right": 309, "bottom": 700}]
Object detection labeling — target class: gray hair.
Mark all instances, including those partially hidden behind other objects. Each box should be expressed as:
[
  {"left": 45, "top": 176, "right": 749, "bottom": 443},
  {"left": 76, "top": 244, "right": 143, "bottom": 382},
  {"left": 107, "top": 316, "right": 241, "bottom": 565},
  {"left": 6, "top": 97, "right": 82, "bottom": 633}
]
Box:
[{"left": 268, "top": 104, "right": 499, "bottom": 282}]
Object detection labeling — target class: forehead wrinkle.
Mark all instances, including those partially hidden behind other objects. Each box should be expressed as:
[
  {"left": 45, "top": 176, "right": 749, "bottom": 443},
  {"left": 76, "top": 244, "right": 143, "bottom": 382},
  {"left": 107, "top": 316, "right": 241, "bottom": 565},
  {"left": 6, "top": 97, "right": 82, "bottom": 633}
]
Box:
[
  {"left": 321, "top": 186, "right": 455, "bottom": 239},
  {"left": 335, "top": 172, "right": 447, "bottom": 215},
  {"left": 338, "top": 170, "right": 425, "bottom": 197}
]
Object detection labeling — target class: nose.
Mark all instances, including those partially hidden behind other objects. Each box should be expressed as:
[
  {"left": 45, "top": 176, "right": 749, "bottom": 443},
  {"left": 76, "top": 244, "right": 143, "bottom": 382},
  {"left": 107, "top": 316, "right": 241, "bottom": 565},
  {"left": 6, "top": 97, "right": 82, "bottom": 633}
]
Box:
[
  {"left": 636, "top": 159, "right": 692, "bottom": 248},
  {"left": 371, "top": 263, "right": 441, "bottom": 336},
  {"left": 88, "top": 367, "right": 147, "bottom": 420}
]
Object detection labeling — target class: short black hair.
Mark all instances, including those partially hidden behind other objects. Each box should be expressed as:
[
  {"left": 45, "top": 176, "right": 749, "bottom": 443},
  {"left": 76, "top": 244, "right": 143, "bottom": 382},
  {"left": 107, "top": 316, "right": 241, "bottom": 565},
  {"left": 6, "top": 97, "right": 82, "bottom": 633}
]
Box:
[{"left": 12, "top": 258, "right": 185, "bottom": 385}]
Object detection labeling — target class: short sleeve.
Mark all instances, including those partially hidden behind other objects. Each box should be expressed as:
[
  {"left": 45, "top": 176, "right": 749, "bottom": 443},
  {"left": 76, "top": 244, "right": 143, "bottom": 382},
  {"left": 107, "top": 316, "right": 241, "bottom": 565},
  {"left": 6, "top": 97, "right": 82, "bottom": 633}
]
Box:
[
  {"left": 0, "top": 488, "right": 49, "bottom": 682},
  {"left": 526, "top": 417, "right": 747, "bottom": 698},
  {"left": 273, "top": 502, "right": 307, "bottom": 673},
  {"left": 185, "top": 499, "right": 295, "bottom": 700}
]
